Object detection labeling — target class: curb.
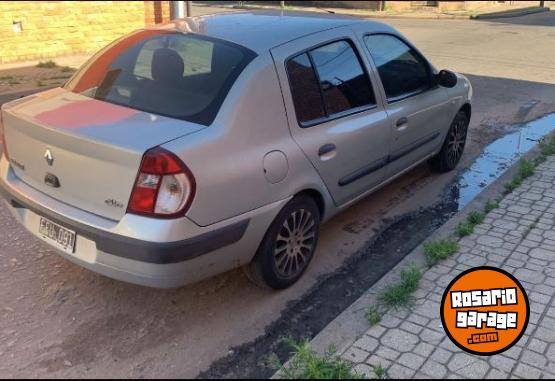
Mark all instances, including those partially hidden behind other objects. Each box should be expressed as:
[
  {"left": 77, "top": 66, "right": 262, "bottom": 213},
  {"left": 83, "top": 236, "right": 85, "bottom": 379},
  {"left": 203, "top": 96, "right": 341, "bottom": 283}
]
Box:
[
  {"left": 471, "top": 6, "right": 549, "bottom": 19},
  {"left": 272, "top": 126, "right": 555, "bottom": 378}
]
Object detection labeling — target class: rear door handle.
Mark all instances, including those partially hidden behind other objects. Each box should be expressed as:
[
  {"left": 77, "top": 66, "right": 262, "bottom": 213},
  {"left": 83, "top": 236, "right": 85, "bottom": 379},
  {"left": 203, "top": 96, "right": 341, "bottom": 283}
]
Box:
[{"left": 396, "top": 117, "right": 408, "bottom": 127}]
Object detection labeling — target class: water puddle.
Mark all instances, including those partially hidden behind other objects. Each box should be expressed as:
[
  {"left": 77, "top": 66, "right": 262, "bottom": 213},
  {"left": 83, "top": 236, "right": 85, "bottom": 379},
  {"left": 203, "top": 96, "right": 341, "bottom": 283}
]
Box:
[{"left": 455, "top": 113, "right": 555, "bottom": 209}]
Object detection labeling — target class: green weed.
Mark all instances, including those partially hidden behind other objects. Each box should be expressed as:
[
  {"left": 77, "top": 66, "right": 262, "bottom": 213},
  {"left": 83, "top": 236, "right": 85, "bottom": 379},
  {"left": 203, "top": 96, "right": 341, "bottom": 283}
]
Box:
[
  {"left": 378, "top": 264, "right": 422, "bottom": 309},
  {"left": 424, "top": 239, "right": 459, "bottom": 266},
  {"left": 455, "top": 221, "right": 474, "bottom": 237},
  {"left": 277, "top": 340, "right": 362, "bottom": 379},
  {"left": 36, "top": 60, "right": 57, "bottom": 68},
  {"left": 365, "top": 306, "right": 382, "bottom": 326}
]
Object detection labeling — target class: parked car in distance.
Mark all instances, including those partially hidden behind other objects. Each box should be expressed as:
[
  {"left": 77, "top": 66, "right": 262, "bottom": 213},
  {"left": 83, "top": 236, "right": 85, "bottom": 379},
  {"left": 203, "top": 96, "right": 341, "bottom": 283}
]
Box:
[{"left": 0, "top": 11, "right": 472, "bottom": 289}]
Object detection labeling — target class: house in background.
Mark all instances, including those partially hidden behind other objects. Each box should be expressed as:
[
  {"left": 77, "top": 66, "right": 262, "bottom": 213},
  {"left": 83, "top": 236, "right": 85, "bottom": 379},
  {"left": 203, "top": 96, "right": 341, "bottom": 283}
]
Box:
[{"left": 0, "top": 1, "right": 172, "bottom": 64}]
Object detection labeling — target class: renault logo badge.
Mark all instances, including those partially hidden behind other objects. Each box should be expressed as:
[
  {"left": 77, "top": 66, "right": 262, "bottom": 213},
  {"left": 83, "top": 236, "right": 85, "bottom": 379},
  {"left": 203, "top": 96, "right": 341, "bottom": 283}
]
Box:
[{"left": 44, "top": 149, "right": 54, "bottom": 166}]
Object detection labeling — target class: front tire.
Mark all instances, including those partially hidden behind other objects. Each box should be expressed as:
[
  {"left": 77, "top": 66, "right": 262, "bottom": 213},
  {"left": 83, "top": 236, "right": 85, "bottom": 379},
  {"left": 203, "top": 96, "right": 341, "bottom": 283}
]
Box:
[
  {"left": 429, "top": 110, "right": 469, "bottom": 173},
  {"left": 245, "top": 195, "right": 320, "bottom": 290}
]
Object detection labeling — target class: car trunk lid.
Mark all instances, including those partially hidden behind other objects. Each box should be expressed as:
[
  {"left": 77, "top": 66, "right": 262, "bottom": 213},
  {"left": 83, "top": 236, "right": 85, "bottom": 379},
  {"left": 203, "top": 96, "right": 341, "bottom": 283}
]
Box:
[{"left": 2, "top": 88, "right": 205, "bottom": 221}]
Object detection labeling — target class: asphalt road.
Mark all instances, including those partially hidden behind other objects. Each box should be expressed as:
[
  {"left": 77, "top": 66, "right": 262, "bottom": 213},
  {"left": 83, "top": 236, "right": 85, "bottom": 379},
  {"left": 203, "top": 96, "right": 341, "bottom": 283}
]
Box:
[{"left": 1, "top": 10, "right": 555, "bottom": 379}]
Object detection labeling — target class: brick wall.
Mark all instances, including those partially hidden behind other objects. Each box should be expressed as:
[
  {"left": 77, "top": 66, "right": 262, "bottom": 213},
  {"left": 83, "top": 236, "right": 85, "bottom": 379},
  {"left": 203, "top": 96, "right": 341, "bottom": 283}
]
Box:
[
  {"left": 0, "top": 1, "right": 171, "bottom": 64},
  {"left": 144, "top": 1, "right": 172, "bottom": 26}
]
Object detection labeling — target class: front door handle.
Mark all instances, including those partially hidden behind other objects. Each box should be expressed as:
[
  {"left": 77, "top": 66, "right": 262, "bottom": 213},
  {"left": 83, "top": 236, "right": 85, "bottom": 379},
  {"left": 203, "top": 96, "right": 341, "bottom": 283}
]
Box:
[
  {"left": 318, "top": 143, "right": 336, "bottom": 161},
  {"left": 396, "top": 117, "right": 408, "bottom": 127},
  {"left": 318, "top": 143, "right": 336, "bottom": 156}
]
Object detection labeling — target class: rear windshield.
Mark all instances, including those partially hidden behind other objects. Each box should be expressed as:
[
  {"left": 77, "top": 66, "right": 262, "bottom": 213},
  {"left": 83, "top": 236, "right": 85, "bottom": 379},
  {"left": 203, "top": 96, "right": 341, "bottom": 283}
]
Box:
[{"left": 64, "top": 30, "right": 256, "bottom": 126}]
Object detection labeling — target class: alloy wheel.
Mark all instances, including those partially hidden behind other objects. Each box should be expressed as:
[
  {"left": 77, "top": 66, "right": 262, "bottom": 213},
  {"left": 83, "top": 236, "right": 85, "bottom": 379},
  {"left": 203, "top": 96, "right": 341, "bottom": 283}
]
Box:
[
  {"left": 273, "top": 208, "right": 316, "bottom": 278},
  {"left": 446, "top": 116, "right": 467, "bottom": 168}
]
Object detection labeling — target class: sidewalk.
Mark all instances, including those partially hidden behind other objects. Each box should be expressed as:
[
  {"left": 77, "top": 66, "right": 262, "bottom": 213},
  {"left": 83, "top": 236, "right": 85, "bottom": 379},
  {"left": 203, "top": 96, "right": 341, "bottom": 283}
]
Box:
[{"left": 335, "top": 156, "right": 555, "bottom": 378}]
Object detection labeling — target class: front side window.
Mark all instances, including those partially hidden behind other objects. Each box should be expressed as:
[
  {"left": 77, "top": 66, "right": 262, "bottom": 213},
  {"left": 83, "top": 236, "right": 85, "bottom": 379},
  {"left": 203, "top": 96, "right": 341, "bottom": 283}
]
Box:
[
  {"left": 364, "top": 34, "right": 431, "bottom": 101},
  {"left": 65, "top": 30, "right": 256, "bottom": 125},
  {"left": 286, "top": 40, "right": 376, "bottom": 126}
]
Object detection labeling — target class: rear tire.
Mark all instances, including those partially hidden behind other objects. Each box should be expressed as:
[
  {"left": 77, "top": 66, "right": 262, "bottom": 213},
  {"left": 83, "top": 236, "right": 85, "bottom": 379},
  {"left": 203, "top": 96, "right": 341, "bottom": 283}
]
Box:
[
  {"left": 429, "top": 110, "right": 469, "bottom": 173},
  {"left": 244, "top": 195, "right": 320, "bottom": 290}
]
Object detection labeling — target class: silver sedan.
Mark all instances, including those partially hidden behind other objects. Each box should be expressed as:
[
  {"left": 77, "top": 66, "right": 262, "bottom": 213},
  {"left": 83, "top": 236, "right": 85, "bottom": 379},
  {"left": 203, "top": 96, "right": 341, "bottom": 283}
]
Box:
[{"left": 0, "top": 11, "right": 472, "bottom": 289}]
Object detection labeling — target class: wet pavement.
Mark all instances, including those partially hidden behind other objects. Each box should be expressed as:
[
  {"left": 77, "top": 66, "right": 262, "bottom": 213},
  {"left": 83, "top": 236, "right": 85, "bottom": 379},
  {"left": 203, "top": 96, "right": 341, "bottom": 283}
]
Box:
[
  {"left": 2, "top": 11, "right": 555, "bottom": 379},
  {"left": 456, "top": 113, "right": 555, "bottom": 209}
]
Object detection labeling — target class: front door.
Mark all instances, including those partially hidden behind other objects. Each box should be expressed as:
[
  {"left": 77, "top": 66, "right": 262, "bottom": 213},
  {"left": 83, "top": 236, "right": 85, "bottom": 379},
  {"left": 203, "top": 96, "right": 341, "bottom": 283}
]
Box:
[
  {"left": 271, "top": 28, "right": 392, "bottom": 206},
  {"left": 362, "top": 33, "right": 452, "bottom": 176}
]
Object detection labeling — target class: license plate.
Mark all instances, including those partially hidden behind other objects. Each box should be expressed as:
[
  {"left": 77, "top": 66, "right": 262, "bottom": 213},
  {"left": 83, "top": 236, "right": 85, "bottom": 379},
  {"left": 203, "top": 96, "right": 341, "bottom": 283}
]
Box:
[{"left": 39, "top": 217, "right": 76, "bottom": 254}]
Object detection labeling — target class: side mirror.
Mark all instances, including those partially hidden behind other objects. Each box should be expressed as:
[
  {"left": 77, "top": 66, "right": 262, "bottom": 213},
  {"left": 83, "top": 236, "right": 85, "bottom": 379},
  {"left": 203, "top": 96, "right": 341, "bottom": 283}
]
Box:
[{"left": 437, "top": 70, "right": 458, "bottom": 88}]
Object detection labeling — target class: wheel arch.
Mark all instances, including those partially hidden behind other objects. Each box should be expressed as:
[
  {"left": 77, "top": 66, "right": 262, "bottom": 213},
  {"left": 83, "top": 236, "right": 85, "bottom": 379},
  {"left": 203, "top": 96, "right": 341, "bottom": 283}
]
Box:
[
  {"left": 460, "top": 103, "right": 471, "bottom": 120},
  {"left": 294, "top": 189, "right": 325, "bottom": 219}
]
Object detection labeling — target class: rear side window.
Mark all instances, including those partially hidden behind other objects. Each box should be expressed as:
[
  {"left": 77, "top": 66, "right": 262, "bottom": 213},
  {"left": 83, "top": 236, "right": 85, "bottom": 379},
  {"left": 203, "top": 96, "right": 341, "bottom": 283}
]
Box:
[
  {"left": 64, "top": 30, "right": 256, "bottom": 126},
  {"left": 286, "top": 40, "right": 376, "bottom": 126},
  {"left": 364, "top": 34, "right": 431, "bottom": 101},
  {"left": 286, "top": 53, "right": 326, "bottom": 123}
]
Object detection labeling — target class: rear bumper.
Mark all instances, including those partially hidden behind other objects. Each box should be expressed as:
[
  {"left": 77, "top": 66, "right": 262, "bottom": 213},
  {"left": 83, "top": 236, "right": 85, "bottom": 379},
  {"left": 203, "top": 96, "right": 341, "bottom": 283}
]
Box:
[
  {"left": 0, "top": 156, "right": 288, "bottom": 287},
  {"left": 0, "top": 181, "right": 249, "bottom": 265}
]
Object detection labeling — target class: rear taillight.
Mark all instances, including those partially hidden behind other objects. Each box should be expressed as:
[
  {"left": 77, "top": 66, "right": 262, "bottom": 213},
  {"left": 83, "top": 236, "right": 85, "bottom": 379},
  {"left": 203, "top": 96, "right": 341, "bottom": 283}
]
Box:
[
  {"left": 0, "top": 111, "right": 8, "bottom": 160},
  {"left": 127, "top": 147, "right": 195, "bottom": 218}
]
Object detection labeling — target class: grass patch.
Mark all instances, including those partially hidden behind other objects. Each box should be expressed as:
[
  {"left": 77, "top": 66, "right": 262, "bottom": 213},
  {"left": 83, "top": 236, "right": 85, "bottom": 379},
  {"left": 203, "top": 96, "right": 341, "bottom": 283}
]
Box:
[
  {"left": 539, "top": 135, "right": 555, "bottom": 156},
  {"left": 503, "top": 137, "right": 555, "bottom": 196},
  {"left": 455, "top": 221, "right": 474, "bottom": 237},
  {"left": 60, "top": 66, "right": 75, "bottom": 72},
  {"left": 456, "top": 208, "right": 489, "bottom": 238},
  {"left": 36, "top": 60, "right": 57, "bottom": 68},
  {"left": 36, "top": 80, "right": 45, "bottom": 87},
  {"left": 467, "top": 210, "right": 486, "bottom": 225},
  {"left": 273, "top": 340, "right": 362, "bottom": 379},
  {"left": 503, "top": 159, "right": 535, "bottom": 195},
  {"left": 424, "top": 239, "right": 458, "bottom": 266},
  {"left": 484, "top": 199, "right": 500, "bottom": 214},
  {"left": 503, "top": 180, "right": 519, "bottom": 194},
  {"left": 0, "top": 75, "right": 14, "bottom": 81},
  {"left": 378, "top": 263, "right": 421, "bottom": 309},
  {"left": 518, "top": 159, "right": 535, "bottom": 179},
  {"left": 533, "top": 154, "right": 547, "bottom": 167},
  {"left": 372, "top": 363, "right": 386, "bottom": 379},
  {"left": 365, "top": 306, "right": 382, "bottom": 326}
]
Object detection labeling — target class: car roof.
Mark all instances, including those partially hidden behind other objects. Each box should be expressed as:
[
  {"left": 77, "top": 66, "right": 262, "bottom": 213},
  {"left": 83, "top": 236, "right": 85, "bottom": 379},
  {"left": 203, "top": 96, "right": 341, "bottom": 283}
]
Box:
[{"left": 155, "top": 10, "right": 396, "bottom": 53}]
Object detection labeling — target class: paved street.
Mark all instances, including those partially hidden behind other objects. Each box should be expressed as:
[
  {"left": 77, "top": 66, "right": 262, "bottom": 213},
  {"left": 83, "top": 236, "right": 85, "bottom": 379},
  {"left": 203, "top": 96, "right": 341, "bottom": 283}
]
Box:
[
  {"left": 340, "top": 155, "right": 555, "bottom": 379},
  {"left": 1, "top": 8, "right": 555, "bottom": 379},
  {"left": 387, "top": 11, "right": 555, "bottom": 86}
]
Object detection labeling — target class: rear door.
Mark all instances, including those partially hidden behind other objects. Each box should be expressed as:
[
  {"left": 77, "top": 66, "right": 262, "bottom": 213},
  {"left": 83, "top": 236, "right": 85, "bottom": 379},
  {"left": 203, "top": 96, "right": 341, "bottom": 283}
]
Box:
[
  {"left": 271, "top": 28, "right": 392, "bottom": 206},
  {"left": 361, "top": 33, "right": 452, "bottom": 176}
]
